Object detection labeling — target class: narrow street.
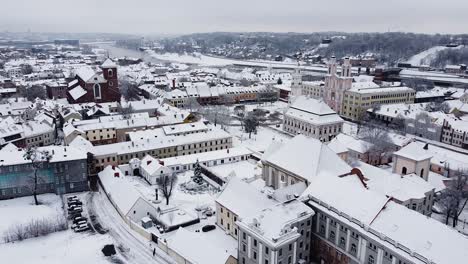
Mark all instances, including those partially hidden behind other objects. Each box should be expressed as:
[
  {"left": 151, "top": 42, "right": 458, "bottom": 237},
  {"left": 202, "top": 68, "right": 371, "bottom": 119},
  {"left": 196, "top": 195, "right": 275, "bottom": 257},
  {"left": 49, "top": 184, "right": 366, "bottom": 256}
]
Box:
[{"left": 86, "top": 190, "right": 174, "bottom": 264}]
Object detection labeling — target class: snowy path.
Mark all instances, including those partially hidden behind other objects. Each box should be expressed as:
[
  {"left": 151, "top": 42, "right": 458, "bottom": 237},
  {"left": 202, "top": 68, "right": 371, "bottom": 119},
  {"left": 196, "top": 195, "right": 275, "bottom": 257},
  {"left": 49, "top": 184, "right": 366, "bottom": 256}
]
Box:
[{"left": 88, "top": 190, "right": 174, "bottom": 264}]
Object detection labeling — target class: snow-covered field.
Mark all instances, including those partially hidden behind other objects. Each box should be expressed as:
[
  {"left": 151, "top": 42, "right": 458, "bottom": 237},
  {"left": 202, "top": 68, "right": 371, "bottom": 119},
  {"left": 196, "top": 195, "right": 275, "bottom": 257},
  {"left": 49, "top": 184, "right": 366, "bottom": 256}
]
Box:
[
  {"left": 0, "top": 193, "right": 124, "bottom": 264},
  {"left": 0, "top": 194, "right": 63, "bottom": 235},
  {"left": 0, "top": 230, "right": 114, "bottom": 264}
]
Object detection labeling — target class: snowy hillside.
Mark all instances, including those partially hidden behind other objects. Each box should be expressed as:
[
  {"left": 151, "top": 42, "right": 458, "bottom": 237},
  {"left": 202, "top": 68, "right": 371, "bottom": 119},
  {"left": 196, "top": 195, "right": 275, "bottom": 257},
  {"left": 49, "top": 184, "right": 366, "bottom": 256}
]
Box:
[{"left": 407, "top": 45, "right": 461, "bottom": 66}]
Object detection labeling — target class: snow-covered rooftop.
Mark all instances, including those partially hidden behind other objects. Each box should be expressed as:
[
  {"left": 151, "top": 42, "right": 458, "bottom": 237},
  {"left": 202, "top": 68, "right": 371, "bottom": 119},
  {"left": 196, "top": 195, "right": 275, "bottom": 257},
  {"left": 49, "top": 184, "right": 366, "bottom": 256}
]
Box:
[{"left": 264, "top": 135, "right": 351, "bottom": 182}]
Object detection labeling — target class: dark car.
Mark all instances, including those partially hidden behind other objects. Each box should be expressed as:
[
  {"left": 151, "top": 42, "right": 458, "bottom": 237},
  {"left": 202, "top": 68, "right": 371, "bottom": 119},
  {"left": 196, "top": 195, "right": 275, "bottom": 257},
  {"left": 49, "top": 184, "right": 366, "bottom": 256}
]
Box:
[
  {"left": 68, "top": 200, "right": 83, "bottom": 207},
  {"left": 202, "top": 225, "right": 216, "bottom": 232},
  {"left": 73, "top": 216, "right": 87, "bottom": 224}
]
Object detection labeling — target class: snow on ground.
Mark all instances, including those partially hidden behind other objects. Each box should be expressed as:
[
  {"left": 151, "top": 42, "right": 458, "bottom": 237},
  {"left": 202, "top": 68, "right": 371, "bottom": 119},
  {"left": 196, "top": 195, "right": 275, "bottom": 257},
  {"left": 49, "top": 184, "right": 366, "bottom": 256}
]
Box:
[
  {"left": 0, "top": 194, "right": 63, "bottom": 235},
  {"left": 148, "top": 51, "right": 330, "bottom": 72},
  {"left": 407, "top": 45, "right": 462, "bottom": 66},
  {"left": 148, "top": 52, "right": 239, "bottom": 66},
  {"left": 126, "top": 171, "right": 218, "bottom": 213},
  {"left": 226, "top": 125, "right": 291, "bottom": 153},
  {"left": 407, "top": 46, "right": 449, "bottom": 66},
  {"left": 0, "top": 230, "right": 114, "bottom": 264}
]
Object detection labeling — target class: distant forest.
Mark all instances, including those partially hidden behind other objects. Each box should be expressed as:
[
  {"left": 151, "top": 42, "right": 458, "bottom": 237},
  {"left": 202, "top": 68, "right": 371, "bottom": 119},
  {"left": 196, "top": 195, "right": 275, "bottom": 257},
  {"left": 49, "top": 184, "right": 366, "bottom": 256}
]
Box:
[
  {"left": 431, "top": 47, "right": 468, "bottom": 68},
  {"left": 158, "top": 32, "right": 468, "bottom": 66}
]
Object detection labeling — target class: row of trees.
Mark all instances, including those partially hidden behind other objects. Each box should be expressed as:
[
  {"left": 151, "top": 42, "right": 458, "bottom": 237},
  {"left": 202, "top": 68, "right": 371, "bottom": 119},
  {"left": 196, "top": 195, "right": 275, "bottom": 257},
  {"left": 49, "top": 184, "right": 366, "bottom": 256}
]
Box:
[{"left": 3, "top": 216, "right": 67, "bottom": 243}]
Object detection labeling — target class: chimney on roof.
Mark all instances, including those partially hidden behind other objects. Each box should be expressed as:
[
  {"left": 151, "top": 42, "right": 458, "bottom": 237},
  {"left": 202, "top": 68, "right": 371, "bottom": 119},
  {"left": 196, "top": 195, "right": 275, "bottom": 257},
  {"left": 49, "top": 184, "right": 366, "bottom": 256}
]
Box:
[
  {"left": 112, "top": 165, "right": 115, "bottom": 170},
  {"left": 423, "top": 143, "right": 429, "bottom": 150}
]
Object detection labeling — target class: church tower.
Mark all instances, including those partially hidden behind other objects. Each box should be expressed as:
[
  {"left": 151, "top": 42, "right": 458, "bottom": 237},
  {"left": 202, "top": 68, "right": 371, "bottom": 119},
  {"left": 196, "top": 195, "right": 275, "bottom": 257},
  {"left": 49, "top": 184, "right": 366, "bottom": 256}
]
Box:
[
  {"left": 100, "top": 58, "right": 120, "bottom": 102},
  {"left": 323, "top": 56, "right": 353, "bottom": 114},
  {"left": 341, "top": 57, "right": 352, "bottom": 78},
  {"left": 291, "top": 62, "right": 303, "bottom": 98}
]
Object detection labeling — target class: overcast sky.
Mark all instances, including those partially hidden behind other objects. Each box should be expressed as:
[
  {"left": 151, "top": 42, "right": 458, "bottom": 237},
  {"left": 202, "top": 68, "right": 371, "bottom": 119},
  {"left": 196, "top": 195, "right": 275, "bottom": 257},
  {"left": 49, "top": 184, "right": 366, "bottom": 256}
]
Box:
[{"left": 1, "top": 0, "right": 467, "bottom": 35}]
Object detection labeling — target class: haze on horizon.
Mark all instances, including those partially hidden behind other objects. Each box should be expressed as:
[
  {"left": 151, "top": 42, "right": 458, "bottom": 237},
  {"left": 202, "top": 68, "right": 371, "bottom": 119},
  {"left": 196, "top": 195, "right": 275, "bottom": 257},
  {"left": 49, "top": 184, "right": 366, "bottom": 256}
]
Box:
[{"left": 1, "top": 0, "right": 468, "bottom": 35}]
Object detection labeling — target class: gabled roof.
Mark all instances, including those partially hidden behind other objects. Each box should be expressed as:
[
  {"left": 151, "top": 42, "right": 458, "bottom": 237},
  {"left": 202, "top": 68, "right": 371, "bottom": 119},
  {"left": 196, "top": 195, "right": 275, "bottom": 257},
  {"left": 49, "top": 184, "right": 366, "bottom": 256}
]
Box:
[
  {"left": 101, "top": 58, "right": 117, "bottom": 68},
  {"left": 394, "top": 141, "right": 433, "bottom": 161},
  {"left": 263, "top": 135, "right": 351, "bottom": 183},
  {"left": 74, "top": 67, "right": 95, "bottom": 82},
  {"left": 140, "top": 155, "right": 165, "bottom": 175},
  {"left": 68, "top": 85, "right": 87, "bottom": 100}
]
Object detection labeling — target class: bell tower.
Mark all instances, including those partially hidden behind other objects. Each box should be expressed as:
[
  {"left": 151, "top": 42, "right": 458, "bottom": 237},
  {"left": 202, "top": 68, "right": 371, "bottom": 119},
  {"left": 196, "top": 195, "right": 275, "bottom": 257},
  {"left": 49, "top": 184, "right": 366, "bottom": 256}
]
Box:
[{"left": 291, "top": 61, "right": 303, "bottom": 97}]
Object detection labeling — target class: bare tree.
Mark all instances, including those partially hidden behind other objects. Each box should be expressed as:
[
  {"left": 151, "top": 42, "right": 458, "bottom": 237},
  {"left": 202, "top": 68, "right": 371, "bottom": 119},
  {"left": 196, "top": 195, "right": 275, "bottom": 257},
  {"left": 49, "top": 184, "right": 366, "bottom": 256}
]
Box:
[
  {"left": 200, "top": 105, "right": 232, "bottom": 129},
  {"left": 239, "top": 78, "right": 252, "bottom": 86},
  {"left": 19, "top": 85, "right": 46, "bottom": 101},
  {"left": 358, "top": 125, "right": 393, "bottom": 165},
  {"left": 425, "top": 101, "right": 451, "bottom": 114},
  {"left": 185, "top": 97, "right": 201, "bottom": 113},
  {"left": 117, "top": 103, "right": 134, "bottom": 119},
  {"left": 157, "top": 174, "right": 177, "bottom": 206},
  {"left": 437, "top": 170, "right": 468, "bottom": 227},
  {"left": 23, "top": 147, "right": 52, "bottom": 205},
  {"left": 119, "top": 78, "right": 140, "bottom": 101},
  {"left": 244, "top": 113, "right": 259, "bottom": 139}
]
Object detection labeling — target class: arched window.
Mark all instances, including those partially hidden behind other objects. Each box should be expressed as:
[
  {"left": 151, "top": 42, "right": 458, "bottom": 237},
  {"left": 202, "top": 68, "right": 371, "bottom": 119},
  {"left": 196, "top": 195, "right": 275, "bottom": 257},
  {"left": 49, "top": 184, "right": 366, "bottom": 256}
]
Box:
[
  {"left": 368, "top": 255, "right": 375, "bottom": 264},
  {"left": 108, "top": 69, "right": 114, "bottom": 77},
  {"left": 402, "top": 167, "right": 407, "bottom": 175},
  {"left": 94, "top": 83, "right": 101, "bottom": 99},
  {"left": 351, "top": 244, "right": 357, "bottom": 254},
  {"left": 420, "top": 169, "right": 424, "bottom": 178}
]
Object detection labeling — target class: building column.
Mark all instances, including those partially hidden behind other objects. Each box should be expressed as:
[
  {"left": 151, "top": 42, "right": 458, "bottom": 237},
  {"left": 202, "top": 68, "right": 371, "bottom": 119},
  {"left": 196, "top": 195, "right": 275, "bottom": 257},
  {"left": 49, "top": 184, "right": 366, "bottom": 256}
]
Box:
[
  {"left": 345, "top": 229, "right": 351, "bottom": 252},
  {"left": 325, "top": 218, "right": 330, "bottom": 239},
  {"left": 248, "top": 235, "right": 251, "bottom": 259},
  {"left": 293, "top": 241, "right": 297, "bottom": 264},
  {"left": 335, "top": 223, "right": 340, "bottom": 245},
  {"left": 377, "top": 248, "right": 383, "bottom": 264},
  {"left": 271, "top": 250, "right": 276, "bottom": 264},
  {"left": 358, "top": 237, "right": 367, "bottom": 263},
  {"left": 315, "top": 213, "right": 320, "bottom": 233},
  {"left": 259, "top": 243, "right": 263, "bottom": 264}
]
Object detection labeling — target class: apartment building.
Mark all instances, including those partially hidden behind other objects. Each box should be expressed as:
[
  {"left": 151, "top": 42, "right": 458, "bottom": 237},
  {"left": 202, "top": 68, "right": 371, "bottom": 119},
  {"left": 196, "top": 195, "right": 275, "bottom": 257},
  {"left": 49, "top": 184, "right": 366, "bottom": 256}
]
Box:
[
  {"left": 0, "top": 145, "right": 88, "bottom": 200},
  {"left": 342, "top": 86, "right": 415, "bottom": 121},
  {"left": 237, "top": 200, "right": 315, "bottom": 264},
  {"left": 301, "top": 168, "right": 467, "bottom": 264},
  {"left": 73, "top": 127, "right": 233, "bottom": 171},
  {"left": 440, "top": 118, "right": 468, "bottom": 149},
  {"left": 283, "top": 96, "right": 343, "bottom": 142}
]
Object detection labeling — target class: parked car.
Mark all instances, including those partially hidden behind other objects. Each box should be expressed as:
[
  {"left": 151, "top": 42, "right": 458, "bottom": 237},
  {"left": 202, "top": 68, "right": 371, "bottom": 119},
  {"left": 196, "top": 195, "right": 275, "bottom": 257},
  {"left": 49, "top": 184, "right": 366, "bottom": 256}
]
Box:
[
  {"left": 67, "top": 196, "right": 78, "bottom": 201},
  {"left": 202, "top": 225, "right": 216, "bottom": 232},
  {"left": 71, "top": 220, "right": 87, "bottom": 229},
  {"left": 69, "top": 212, "right": 82, "bottom": 219},
  {"left": 73, "top": 216, "right": 87, "bottom": 224},
  {"left": 68, "top": 200, "right": 83, "bottom": 207},
  {"left": 74, "top": 223, "right": 89, "bottom": 232},
  {"left": 68, "top": 204, "right": 82, "bottom": 210},
  {"left": 69, "top": 207, "right": 83, "bottom": 214}
]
